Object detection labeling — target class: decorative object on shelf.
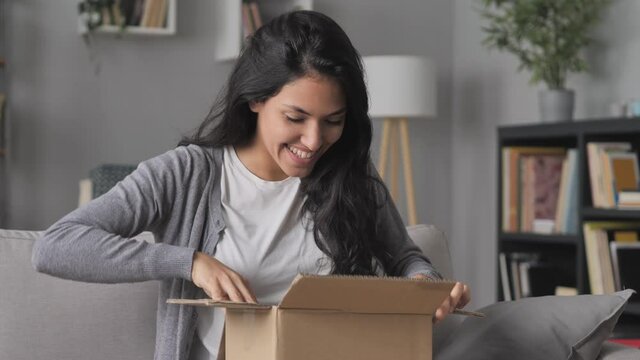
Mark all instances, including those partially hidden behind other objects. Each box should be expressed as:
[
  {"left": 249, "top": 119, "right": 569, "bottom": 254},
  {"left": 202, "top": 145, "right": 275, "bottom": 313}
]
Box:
[
  {"left": 363, "top": 55, "right": 437, "bottom": 226},
  {"left": 609, "top": 101, "right": 627, "bottom": 118},
  {"left": 77, "top": 0, "right": 176, "bottom": 36},
  {"left": 78, "top": 0, "right": 124, "bottom": 34},
  {"left": 628, "top": 99, "right": 640, "bottom": 117},
  {"left": 479, "top": 0, "right": 612, "bottom": 123}
]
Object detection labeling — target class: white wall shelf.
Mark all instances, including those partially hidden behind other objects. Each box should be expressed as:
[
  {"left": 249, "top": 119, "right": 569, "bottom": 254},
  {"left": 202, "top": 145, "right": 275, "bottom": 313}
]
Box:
[{"left": 77, "top": 0, "right": 177, "bottom": 36}]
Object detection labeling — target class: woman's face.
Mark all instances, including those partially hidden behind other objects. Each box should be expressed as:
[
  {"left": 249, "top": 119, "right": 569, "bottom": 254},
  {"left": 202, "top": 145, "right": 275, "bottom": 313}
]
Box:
[{"left": 243, "top": 74, "right": 346, "bottom": 180}]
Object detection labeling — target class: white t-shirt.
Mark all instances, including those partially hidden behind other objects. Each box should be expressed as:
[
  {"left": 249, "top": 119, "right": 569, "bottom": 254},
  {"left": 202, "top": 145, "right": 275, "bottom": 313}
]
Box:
[{"left": 190, "top": 146, "right": 331, "bottom": 360}]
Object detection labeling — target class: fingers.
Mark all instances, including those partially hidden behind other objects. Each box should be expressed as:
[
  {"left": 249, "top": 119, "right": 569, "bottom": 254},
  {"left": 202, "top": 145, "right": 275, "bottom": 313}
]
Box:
[
  {"left": 449, "top": 282, "right": 464, "bottom": 308},
  {"left": 222, "top": 272, "right": 258, "bottom": 303},
  {"left": 449, "top": 282, "right": 472, "bottom": 309},
  {"left": 191, "top": 252, "right": 257, "bottom": 304},
  {"left": 458, "top": 283, "right": 471, "bottom": 308},
  {"left": 434, "top": 282, "right": 472, "bottom": 324},
  {"left": 234, "top": 274, "right": 258, "bottom": 304},
  {"left": 433, "top": 298, "right": 451, "bottom": 324},
  {"left": 213, "top": 271, "right": 257, "bottom": 304}
]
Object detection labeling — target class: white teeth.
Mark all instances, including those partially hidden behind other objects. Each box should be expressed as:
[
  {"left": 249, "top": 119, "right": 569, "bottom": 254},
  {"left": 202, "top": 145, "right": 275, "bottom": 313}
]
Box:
[{"left": 288, "top": 145, "right": 314, "bottom": 159}]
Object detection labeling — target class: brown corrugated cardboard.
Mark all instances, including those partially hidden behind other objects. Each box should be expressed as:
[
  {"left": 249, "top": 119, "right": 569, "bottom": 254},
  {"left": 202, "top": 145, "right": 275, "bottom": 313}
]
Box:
[{"left": 168, "top": 274, "right": 455, "bottom": 360}]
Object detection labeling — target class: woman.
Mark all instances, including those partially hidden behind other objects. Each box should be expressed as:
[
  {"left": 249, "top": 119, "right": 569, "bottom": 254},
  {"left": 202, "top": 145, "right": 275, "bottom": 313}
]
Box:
[{"left": 32, "top": 10, "right": 470, "bottom": 360}]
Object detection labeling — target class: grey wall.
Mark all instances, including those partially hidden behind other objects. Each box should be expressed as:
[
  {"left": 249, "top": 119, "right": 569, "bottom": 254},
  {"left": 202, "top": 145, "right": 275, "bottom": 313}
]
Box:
[
  {"left": 5, "top": 0, "right": 455, "bottom": 250},
  {"left": 6, "top": 0, "right": 231, "bottom": 229},
  {"left": 451, "top": 0, "right": 640, "bottom": 307}
]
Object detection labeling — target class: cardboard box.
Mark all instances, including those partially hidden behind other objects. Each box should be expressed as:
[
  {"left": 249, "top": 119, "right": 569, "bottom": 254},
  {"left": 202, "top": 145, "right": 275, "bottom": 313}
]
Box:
[{"left": 169, "top": 274, "right": 454, "bottom": 360}]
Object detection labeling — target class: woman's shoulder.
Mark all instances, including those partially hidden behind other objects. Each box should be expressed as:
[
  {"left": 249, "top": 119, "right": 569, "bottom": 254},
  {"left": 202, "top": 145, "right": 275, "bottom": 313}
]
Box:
[
  {"left": 149, "top": 144, "right": 223, "bottom": 167},
  {"left": 139, "top": 145, "right": 224, "bottom": 181}
]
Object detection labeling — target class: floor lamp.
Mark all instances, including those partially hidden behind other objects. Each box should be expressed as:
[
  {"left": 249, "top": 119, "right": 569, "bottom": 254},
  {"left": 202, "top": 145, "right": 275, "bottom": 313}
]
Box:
[{"left": 363, "top": 56, "right": 437, "bottom": 226}]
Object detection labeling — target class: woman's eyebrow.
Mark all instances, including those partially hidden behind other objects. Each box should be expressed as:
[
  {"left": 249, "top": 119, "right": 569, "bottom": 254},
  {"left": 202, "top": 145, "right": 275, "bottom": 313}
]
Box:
[{"left": 284, "top": 104, "right": 346, "bottom": 116}]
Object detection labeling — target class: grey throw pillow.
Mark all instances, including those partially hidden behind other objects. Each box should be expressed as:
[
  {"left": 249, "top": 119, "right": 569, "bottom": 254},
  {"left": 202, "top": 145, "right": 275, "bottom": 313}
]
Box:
[{"left": 435, "top": 289, "right": 635, "bottom": 360}]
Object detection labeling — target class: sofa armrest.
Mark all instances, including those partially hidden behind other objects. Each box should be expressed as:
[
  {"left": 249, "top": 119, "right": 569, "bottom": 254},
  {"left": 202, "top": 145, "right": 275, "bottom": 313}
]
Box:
[
  {"left": 406, "top": 224, "right": 453, "bottom": 279},
  {"left": 0, "top": 229, "right": 158, "bottom": 360}
]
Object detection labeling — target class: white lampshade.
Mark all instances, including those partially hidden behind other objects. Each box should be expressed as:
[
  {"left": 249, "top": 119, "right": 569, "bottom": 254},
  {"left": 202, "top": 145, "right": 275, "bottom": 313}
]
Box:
[{"left": 363, "top": 55, "right": 437, "bottom": 118}]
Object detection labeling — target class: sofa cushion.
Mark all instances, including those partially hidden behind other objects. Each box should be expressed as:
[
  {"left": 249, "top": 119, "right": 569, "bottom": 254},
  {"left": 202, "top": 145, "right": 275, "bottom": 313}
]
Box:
[
  {"left": 435, "top": 290, "right": 635, "bottom": 360},
  {"left": 0, "top": 229, "right": 158, "bottom": 360}
]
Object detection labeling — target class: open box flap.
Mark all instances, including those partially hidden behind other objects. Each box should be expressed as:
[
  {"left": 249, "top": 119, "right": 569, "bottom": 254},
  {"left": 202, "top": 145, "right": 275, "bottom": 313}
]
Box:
[
  {"left": 166, "top": 298, "right": 272, "bottom": 310},
  {"left": 278, "top": 274, "right": 455, "bottom": 314}
]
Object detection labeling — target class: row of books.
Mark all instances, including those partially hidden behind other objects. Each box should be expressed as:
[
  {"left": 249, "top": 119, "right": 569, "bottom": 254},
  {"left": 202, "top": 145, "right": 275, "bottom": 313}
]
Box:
[
  {"left": 499, "top": 252, "right": 575, "bottom": 301},
  {"left": 242, "top": 2, "right": 264, "bottom": 38},
  {"left": 583, "top": 221, "right": 640, "bottom": 295},
  {"left": 587, "top": 142, "right": 640, "bottom": 209},
  {"left": 501, "top": 221, "right": 640, "bottom": 300},
  {"left": 619, "top": 191, "right": 640, "bottom": 208},
  {"left": 99, "top": 0, "right": 169, "bottom": 28},
  {"left": 501, "top": 147, "right": 577, "bottom": 234}
]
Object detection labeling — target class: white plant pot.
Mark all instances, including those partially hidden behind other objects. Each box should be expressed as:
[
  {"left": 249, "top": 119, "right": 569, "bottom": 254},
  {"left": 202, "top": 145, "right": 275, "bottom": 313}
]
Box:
[{"left": 539, "top": 89, "right": 575, "bottom": 122}]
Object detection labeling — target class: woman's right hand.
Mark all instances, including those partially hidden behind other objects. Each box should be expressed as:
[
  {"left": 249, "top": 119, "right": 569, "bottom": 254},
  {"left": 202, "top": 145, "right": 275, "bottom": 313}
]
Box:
[{"left": 191, "top": 252, "right": 258, "bottom": 303}]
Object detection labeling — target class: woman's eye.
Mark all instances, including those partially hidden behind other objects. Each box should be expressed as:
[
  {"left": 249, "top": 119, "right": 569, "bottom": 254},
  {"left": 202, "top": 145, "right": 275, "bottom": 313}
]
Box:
[
  {"left": 286, "top": 116, "right": 304, "bottom": 123},
  {"left": 327, "top": 118, "right": 345, "bottom": 126}
]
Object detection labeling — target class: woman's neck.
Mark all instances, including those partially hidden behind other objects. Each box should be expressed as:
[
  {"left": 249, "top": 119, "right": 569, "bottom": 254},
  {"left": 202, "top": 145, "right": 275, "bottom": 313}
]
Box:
[{"left": 233, "top": 142, "right": 288, "bottom": 181}]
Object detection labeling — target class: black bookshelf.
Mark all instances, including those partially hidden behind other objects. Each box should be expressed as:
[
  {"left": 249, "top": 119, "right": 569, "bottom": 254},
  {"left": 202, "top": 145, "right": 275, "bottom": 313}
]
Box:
[{"left": 497, "top": 117, "right": 640, "bottom": 338}]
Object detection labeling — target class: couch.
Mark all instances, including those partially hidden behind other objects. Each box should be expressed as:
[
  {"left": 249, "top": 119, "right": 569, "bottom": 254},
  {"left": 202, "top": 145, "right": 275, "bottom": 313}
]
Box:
[{"left": 1, "top": 225, "right": 638, "bottom": 359}]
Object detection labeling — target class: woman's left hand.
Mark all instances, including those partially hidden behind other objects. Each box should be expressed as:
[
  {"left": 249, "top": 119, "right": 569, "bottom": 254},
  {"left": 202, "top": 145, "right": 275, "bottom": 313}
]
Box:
[{"left": 411, "top": 274, "right": 471, "bottom": 324}]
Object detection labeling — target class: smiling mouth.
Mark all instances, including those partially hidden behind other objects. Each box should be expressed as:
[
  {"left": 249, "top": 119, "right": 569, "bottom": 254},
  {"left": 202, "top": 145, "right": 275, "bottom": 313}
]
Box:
[{"left": 287, "top": 145, "right": 316, "bottom": 160}]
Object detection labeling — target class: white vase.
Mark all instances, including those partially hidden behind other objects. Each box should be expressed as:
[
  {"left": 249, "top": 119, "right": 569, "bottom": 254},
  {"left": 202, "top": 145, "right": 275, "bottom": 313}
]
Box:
[{"left": 538, "top": 89, "right": 575, "bottom": 122}]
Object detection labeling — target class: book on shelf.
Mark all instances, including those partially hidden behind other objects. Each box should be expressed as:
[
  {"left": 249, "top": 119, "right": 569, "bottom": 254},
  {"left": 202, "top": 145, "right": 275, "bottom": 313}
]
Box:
[
  {"left": 609, "top": 241, "right": 640, "bottom": 293},
  {"left": 519, "top": 153, "right": 564, "bottom": 232},
  {"left": 509, "top": 254, "right": 522, "bottom": 300},
  {"left": 499, "top": 251, "right": 572, "bottom": 300},
  {"left": 531, "top": 154, "right": 564, "bottom": 231},
  {"left": 242, "top": 2, "right": 263, "bottom": 38},
  {"left": 501, "top": 146, "right": 566, "bottom": 233},
  {"left": 499, "top": 252, "right": 512, "bottom": 301},
  {"left": 242, "top": 3, "right": 255, "bottom": 38},
  {"left": 555, "top": 149, "right": 578, "bottom": 234},
  {"left": 532, "top": 219, "right": 555, "bottom": 234},
  {"left": 606, "top": 228, "right": 640, "bottom": 243},
  {"left": 555, "top": 286, "right": 578, "bottom": 296},
  {"left": 100, "top": 0, "right": 168, "bottom": 29},
  {"left": 249, "top": 2, "right": 263, "bottom": 29},
  {"left": 618, "top": 191, "right": 640, "bottom": 209},
  {"left": 610, "top": 152, "right": 639, "bottom": 195},
  {"left": 583, "top": 221, "right": 640, "bottom": 295},
  {"left": 586, "top": 142, "right": 636, "bottom": 208}
]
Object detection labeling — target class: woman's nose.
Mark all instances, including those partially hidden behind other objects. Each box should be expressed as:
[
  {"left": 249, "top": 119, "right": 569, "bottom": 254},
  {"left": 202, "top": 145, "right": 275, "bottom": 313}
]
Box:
[{"left": 301, "top": 122, "right": 323, "bottom": 151}]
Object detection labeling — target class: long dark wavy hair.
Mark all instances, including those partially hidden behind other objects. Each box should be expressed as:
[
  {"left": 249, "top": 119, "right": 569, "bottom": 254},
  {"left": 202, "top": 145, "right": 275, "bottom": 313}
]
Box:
[{"left": 179, "top": 10, "right": 390, "bottom": 275}]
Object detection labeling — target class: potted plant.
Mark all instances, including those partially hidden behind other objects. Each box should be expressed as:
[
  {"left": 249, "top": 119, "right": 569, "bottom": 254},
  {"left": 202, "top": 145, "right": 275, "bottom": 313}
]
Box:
[
  {"left": 78, "top": 0, "right": 127, "bottom": 35},
  {"left": 479, "top": 0, "right": 612, "bottom": 122}
]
